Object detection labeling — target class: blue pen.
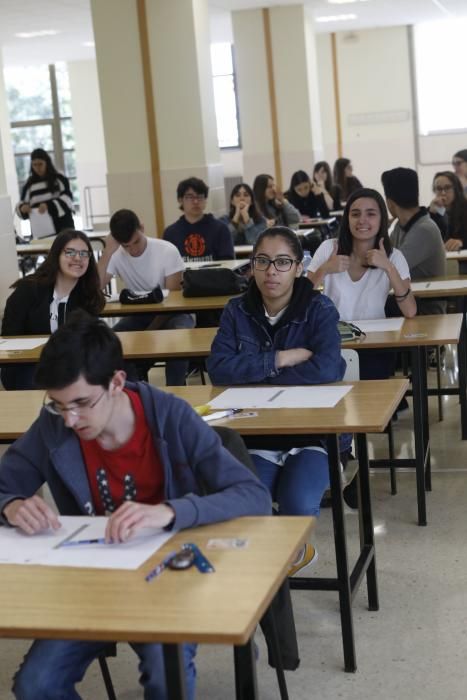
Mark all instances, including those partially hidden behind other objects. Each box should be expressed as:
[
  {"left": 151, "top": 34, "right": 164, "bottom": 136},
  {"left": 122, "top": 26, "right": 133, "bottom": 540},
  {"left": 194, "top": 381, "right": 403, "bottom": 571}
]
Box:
[
  {"left": 60, "top": 537, "right": 107, "bottom": 547},
  {"left": 145, "top": 551, "right": 177, "bottom": 583}
]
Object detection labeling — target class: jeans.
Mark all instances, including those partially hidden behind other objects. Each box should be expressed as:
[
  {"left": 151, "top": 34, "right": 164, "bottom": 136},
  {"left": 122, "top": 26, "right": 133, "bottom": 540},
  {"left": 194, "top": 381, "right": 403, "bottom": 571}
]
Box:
[
  {"left": 13, "top": 639, "right": 197, "bottom": 700},
  {"left": 113, "top": 312, "right": 195, "bottom": 385},
  {"left": 251, "top": 447, "right": 330, "bottom": 516}
]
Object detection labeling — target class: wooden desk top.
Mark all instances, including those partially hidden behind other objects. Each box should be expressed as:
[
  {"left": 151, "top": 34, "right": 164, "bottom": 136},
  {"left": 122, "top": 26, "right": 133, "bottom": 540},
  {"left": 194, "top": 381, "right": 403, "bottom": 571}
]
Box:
[
  {"left": 234, "top": 245, "right": 253, "bottom": 258},
  {"left": 185, "top": 259, "right": 249, "bottom": 272},
  {"left": 17, "top": 234, "right": 105, "bottom": 256},
  {"left": 167, "top": 379, "right": 408, "bottom": 434},
  {"left": 411, "top": 276, "right": 467, "bottom": 297},
  {"left": 346, "top": 313, "right": 462, "bottom": 349},
  {"left": 0, "top": 516, "right": 312, "bottom": 645},
  {"left": 103, "top": 289, "right": 239, "bottom": 316},
  {"left": 446, "top": 251, "right": 467, "bottom": 261}
]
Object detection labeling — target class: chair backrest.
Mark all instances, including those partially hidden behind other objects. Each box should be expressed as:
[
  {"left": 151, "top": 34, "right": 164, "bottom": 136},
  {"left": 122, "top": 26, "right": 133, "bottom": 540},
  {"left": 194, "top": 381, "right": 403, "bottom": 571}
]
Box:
[{"left": 341, "top": 348, "right": 360, "bottom": 381}]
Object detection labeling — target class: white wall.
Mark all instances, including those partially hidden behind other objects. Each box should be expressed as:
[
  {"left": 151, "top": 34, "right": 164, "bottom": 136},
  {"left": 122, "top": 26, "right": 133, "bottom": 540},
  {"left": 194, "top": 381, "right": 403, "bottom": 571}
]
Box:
[{"left": 67, "top": 59, "right": 109, "bottom": 228}]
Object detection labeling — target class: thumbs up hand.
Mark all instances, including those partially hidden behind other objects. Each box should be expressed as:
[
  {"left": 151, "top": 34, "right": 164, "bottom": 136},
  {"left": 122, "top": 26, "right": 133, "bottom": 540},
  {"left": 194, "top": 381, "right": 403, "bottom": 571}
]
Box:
[
  {"left": 325, "top": 238, "right": 350, "bottom": 274},
  {"left": 366, "top": 237, "right": 390, "bottom": 271}
]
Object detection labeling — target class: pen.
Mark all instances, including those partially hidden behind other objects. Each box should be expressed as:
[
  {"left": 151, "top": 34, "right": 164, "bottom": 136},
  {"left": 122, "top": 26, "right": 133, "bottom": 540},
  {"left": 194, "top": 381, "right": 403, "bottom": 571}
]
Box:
[
  {"left": 425, "top": 283, "right": 431, "bottom": 288},
  {"left": 60, "top": 537, "right": 107, "bottom": 547},
  {"left": 145, "top": 551, "right": 177, "bottom": 582},
  {"left": 202, "top": 408, "right": 243, "bottom": 422}
]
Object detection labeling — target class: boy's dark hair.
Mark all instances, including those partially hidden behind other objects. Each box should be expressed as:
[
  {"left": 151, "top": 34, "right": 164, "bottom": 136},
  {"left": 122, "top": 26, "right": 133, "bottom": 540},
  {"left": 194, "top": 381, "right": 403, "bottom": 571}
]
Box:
[
  {"left": 252, "top": 226, "right": 304, "bottom": 262},
  {"left": 35, "top": 312, "right": 124, "bottom": 390},
  {"left": 109, "top": 209, "right": 141, "bottom": 244},
  {"left": 453, "top": 149, "right": 467, "bottom": 163},
  {"left": 381, "top": 167, "right": 419, "bottom": 209},
  {"left": 176, "top": 177, "right": 209, "bottom": 200}
]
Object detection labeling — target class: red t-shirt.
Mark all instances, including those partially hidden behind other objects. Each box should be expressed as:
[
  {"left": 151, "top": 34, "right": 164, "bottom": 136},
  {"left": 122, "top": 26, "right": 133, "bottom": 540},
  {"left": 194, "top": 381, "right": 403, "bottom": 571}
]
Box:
[{"left": 80, "top": 389, "right": 164, "bottom": 515}]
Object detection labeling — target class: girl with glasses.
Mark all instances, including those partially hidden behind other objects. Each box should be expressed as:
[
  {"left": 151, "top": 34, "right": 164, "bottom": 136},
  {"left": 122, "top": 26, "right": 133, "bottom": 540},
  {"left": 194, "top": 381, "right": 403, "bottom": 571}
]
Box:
[
  {"left": 452, "top": 150, "right": 467, "bottom": 196},
  {"left": 429, "top": 171, "right": 467, "bottom": 252},
  {"left": 207, "top": 226, "right": 345, "bottom": 575},
  {"left": 1, "top": 230, "right": 105, "bottom": 390}
]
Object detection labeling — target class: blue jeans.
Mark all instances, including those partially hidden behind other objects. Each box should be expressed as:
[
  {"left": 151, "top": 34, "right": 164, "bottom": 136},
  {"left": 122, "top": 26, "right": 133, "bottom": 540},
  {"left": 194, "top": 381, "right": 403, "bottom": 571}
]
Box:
[
  {"left": 252, "top": 447, "right": 330, "bottom": 516},
  {"left": 113, "top": 312, "right": 195, "bottom": 385},
  {"left": 13, "top": 639, "right": 197, "bottom": 700}
]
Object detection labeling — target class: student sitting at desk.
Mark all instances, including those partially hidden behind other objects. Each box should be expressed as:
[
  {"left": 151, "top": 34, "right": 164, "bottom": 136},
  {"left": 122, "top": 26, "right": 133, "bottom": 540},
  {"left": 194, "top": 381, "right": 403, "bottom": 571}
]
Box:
[
  {"left": 333, "top": 157, "right": 363, "bottom": 203},
  {"left": 163, "top": 177, "right": 234, "bottom": 262},
  {"left": 253, "top": 174, "right": 300, "bottom": 229},
  {"left": 308, "top": 188, "right": 416, "bottom": 381},
  {"left": 207, "top": 226, "right": 346, "bottom": 574},
  {"left": 98, "top": 208, "right": 194, "bottom": 385},
  {"left": 1, "top": 229, "right": 105, "bottom": 391},
  {"left": 285, "top": 170, "right": 331, "bottom": 219},
  {"left": 0, "top": 313, "right": 271, "bottom": 700},
  {"left": 452, "top": 149, "right": 467, "bottom": 196},
  {"left": 313, "top": 161, "right": 342, "bottom": 211},
  {"left": 429, "top": 171, "right": 467, "bottom": 252},
  {"left": 219, "top": 182, "right": 267, "bottom": 244}
]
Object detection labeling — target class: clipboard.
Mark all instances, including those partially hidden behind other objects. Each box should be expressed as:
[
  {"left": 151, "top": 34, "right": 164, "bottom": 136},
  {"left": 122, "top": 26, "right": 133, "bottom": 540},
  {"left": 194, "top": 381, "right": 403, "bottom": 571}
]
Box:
[{"left": 29, "top": 208, "right": 56, "bottom": 239}]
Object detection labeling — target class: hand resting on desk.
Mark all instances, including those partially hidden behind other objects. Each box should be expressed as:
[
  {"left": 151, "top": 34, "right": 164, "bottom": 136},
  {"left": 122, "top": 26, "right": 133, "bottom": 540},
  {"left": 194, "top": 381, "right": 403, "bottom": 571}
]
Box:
[
  {"left": 3, "top": 495, "right": 61, "bottom": 534},
  {"left": 105, "top": 501, "right": 175, "bottom": 543}
]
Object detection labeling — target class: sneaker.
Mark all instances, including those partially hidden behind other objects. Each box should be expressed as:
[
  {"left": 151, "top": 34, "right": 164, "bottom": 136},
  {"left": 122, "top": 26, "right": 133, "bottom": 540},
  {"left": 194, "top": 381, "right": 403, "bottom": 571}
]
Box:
[
  {"left": 288, "top": 543, "right": 318, "bottom": 577},
  {"left": 343, "top": 474, "right": 359, "bottom": 510}
]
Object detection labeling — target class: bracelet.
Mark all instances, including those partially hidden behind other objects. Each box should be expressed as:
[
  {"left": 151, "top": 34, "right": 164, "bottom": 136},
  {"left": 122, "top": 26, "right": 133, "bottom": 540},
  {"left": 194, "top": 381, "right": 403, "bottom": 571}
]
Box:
[{"left": 394, "top": 288, "right": 411, "bottom": 301}]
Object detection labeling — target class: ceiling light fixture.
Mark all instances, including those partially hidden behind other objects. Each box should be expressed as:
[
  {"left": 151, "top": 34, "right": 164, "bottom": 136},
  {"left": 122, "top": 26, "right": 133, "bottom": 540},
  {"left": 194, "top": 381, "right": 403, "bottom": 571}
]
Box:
[
  {"left": 15, "top": 30, "right": 60, "bottom": 39},
  {"left": 316, "top": 13, "right": 357, "bottom": 22},
  {"left": 327, "top": 0, "right": 368, "bottom": 4}
]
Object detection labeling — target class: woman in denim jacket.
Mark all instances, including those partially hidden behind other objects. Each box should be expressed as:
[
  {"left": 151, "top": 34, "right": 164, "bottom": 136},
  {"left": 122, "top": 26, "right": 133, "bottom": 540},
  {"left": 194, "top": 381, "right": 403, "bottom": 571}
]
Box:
[{"left": 207, "top": 226, "right": 345, "bottom": 574}]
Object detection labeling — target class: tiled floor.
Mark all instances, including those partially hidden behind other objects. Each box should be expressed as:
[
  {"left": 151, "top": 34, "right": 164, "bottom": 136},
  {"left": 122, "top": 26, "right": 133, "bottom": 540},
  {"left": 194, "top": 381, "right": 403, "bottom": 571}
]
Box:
[{"left": 1, "top": 352, "right": 467, "bottom": 698}]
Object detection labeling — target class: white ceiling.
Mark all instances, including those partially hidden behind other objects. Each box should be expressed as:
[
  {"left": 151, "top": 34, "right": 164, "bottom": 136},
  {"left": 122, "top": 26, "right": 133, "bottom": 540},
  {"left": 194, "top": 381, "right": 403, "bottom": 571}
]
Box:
[{"left": 0, "top": 0, "right": 466, "bottom": 66}]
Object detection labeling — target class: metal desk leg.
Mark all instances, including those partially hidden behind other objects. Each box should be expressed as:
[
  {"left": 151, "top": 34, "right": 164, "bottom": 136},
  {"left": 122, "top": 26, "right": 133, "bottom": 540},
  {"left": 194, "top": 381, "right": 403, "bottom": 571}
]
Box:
[
  {"left": 234, "top": 638, "right": 259, "bottom": 699},
  {"left": 410, "top": 346, "right": 428, "bottom": 525},
  {"left": 163, "top": 644, "right": 187, "bottom": 699},
  {"left": 355, "top": 433, "right": 378, "bottom": 611},
  {"left": 458, "top": 314, "right": 467, "bottom": 440},
  {"left": 327, "top": 434, "right": 356, "bottom": 672}
]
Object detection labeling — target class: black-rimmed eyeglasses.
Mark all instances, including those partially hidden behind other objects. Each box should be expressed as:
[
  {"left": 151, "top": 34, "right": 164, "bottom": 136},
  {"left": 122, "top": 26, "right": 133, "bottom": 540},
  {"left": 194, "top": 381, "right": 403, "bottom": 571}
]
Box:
[{"left": 251, "top": 256, "right": 299, "bottom": 272}]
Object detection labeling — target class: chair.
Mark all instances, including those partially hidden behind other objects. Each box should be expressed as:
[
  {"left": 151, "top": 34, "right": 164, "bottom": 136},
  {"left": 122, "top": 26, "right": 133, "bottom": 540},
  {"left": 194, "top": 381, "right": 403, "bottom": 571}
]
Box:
[{"left": 341, "top": 349, "right": 397, "bottom": 494}]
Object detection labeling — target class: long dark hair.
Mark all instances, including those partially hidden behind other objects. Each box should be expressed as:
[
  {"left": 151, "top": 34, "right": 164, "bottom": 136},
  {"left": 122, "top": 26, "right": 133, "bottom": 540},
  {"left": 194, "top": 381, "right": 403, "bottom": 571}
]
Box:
[
  {"left": 253, "top": 174, "right": 274, "bottom": 217},
  {"left": 333, "top": 158, "right": 351, "bottom": 191},
  {"left": 433, "top": 171, "right": 467, "bottom": 237},
  {"left": 27, "top": 148, "right": 61, "bottom": 192},
  {"left": 338, "top": 188, "right": 391, "bottom": 257},
  {"left": 228, "top": 183, "right": 263, "bottom": 224},
  {"left": 313, "top": 161, "right": 334, "bottom": 194},
  {"left": 13, "top": 230, "right": 105, "bottom": 314},
  {"left": 252, "top": 226, "right": 304, "bottom": 262}
]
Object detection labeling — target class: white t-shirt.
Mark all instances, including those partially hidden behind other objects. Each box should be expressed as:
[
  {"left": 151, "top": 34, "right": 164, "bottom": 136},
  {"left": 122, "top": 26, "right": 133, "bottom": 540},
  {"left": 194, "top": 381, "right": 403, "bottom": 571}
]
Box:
[
  {"left": 309, "top": 238, "right": 411, "bottom": 321},
  {"left": 107, "top": 237, "right": 185, "bottom": 292}
]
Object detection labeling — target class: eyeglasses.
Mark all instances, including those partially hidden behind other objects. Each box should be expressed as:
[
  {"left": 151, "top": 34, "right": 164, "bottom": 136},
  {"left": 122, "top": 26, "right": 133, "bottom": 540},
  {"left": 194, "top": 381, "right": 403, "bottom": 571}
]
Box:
[
  {"left": 183, "top": 194, "right": 206, "bottom": 202},
  {"left": 252, "top": 256, "right": 298, "bottom": 272},
  {"left": 434, "top": 185, "right": 454, "bottom": 194},
  {"left": 63, "top": 248, "right": 92, "bottom": 259},
  {"left": 43, "top": 389, "right": 107, "bottom": 417}
]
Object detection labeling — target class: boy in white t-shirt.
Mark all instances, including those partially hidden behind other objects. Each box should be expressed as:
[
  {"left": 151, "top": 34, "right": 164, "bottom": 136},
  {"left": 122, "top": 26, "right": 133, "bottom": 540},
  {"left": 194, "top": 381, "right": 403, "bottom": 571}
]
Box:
[{"left": 98, "top": 209, "right": 194, "bottom": 385}]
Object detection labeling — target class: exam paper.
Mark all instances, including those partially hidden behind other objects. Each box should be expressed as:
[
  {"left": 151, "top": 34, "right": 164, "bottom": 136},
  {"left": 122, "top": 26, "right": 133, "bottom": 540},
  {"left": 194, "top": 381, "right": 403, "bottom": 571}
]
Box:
[
  {"left": 353, "top": 318, "right": 404, "bottom": 333},
  {"left": 0, "top": 516, "right": 174, "bottom": 570},
  {"left": 0, "top": 337, "right": 48, "bottom": 350},
  {"left": 29, "top": 209, "right": 56, "bottom": 239},
  {"left": 208, "top": 385, "right": 352, "bottom": 410}
]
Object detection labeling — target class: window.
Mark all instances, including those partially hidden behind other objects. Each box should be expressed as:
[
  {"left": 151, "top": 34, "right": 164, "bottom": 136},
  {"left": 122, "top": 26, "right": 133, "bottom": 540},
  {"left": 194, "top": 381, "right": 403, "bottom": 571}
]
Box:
[
  {"left": 211, "top": 43, "right": 240, "bottom": 149},
  {"left": 414, "top": 19, "right": 467, "bottom": 135},
  {"left": 4, "top": 63, "right": 78, "bottom": 204}
]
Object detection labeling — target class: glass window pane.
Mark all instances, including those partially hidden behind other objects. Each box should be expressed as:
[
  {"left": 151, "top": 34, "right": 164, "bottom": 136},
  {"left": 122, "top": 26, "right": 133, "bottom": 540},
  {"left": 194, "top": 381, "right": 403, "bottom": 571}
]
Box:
[
  {"left": 15, "top": 155, "right": 31, "bottom": 189},
  {"left": 69, "top": 178, "right": 79, "bottom": 206},
  {"left": 415, "top": 19, "right": 467, "bottom": 134},
  {"left": 55, "top": 62, "right": 72, "bottom": 118},
  {"left": 11, "top": 124, "right": 54, "bottom": 155},
  {"left": 210, "top": 43, "right": 233, "bottom": 76},
  {"left": 4, "top": 65, "right": 53, "bottom": 121},
  {"left": 64, "top": 150, "right": 77, "bottom": 179},
  {"left": 213, "top": 75, "right": 239, "bottom": 148},
  {"left": 61, "top": 118, "right": 75, "bottom": 149}
]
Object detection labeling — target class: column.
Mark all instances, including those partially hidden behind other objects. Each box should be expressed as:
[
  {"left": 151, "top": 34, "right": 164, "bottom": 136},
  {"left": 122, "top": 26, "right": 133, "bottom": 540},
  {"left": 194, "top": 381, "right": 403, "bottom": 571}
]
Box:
[
  {"left": 90, "top": 0, "right": 224, "bottom": 235},
  {"left": 232, "top": 5, "right": 324, "bottom": 189}
]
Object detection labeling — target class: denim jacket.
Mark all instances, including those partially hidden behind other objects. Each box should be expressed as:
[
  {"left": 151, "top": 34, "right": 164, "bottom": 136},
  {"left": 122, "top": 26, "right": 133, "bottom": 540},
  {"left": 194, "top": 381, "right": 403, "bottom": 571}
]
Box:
[{"left": 207, "top": 277, "right": 345, "bottom": 386}]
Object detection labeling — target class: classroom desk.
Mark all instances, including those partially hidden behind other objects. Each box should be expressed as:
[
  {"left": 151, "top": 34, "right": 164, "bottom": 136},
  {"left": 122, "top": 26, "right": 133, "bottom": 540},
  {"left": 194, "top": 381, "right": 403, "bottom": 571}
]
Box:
[
  {"left": 185, "top": 259, "right": 249, "bottom": 272},
  {"left": 0, "top": 516, "right": 312, "bottom": 699},
  {"left": 297, "top": 217, "right": 336, "bottom": 229},
  {"left": 446, "top": 250, "right": 467, "bottom": 272},
  {"left": 102, "top": 290, "right": 239, "bottom": 317},
  {"left": 16, "top": 231, "right": 106, "bottom": 256},
  {"left": 168, "top": 379, "right": 407, "bottom": 672}
]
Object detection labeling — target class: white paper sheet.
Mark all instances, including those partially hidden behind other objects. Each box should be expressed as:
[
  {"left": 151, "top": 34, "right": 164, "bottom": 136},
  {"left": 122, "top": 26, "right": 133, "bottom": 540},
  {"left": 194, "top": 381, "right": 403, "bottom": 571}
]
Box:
[
  {"left": 29, "top": 209, "right": 56, "bottom": 239},
  {"left": 353, "top": 318, "right": 404, "bottom": 333},
  {"left": 0, "top": 337, "right": 48, "bottom": 350},
  {"left": 105, "top": 289, "right": 169, "bottom": 303},
  {"left": 208, "top": 385, "right": 352, "bottom": 410},
  {"left": 411, "top": 280, "right": 467, "bottom": 292},
  {"left": 0, "top": 516, "right": 174, "bottom": 569}
]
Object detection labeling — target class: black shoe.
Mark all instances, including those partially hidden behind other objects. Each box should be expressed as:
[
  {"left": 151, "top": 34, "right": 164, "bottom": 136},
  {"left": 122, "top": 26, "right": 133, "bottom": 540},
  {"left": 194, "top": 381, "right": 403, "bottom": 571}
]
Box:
[{"left": 343, "top": 474, "right": 359, "bottom": 510}]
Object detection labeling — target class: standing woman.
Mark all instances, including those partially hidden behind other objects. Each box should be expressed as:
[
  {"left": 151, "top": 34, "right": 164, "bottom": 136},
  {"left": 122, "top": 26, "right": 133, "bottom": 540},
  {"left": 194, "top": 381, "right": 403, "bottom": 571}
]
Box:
[
  {"left": 1, "top": 230, "right": 105, "bottom": 390},
  {"left": 313, "top": 161, "right": 342, "bottom": 210},
  {"left": 207, "top": 226, "right": 346, "bottom": 574},
  {"left": 333, "top": 157, "right": 363, "bottom": 203},
  {"left": 429, "top": 171, "right": 467, "bottom": 251},
  {"left": 16, "top": 148, "right": 75, "bottom": 236},
  {"left": 253, "top": 174, "right": 300, "bottom": 228},
  {"left": 308, "top": 188, "right": 416, "bottom": 379},
  {"left": 452, "top": 150, "right": 467, "bottom": 196},
  {"left": 219, "top": 183, "right": 267, "bottom": 244},
  {"left": 285, "top": 170, "right": 331, "bottom": 218}
]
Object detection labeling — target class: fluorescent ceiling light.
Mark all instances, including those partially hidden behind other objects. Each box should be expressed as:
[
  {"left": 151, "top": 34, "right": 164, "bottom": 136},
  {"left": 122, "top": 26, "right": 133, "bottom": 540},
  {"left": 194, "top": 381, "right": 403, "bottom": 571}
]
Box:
[
  {"left": 327, "top": 0, "right": 368, "bottom": 4},
  {"left": 316, "top": 13, "right": 357, "bottom": 22},
  {"left": 15, "top": 30, "right": 60, "bottom": 39}
]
